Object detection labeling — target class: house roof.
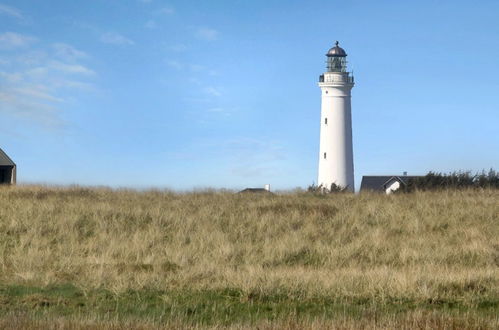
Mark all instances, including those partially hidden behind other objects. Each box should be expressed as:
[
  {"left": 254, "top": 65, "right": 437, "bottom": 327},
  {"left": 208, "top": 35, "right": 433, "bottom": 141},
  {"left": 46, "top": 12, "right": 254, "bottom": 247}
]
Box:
[
  {"left": 360, "top": 176, "right": 420, "bottom": 192},
  {"left": 0, "top": 148, "right": 15, "bottom": 166},
  {"left": 239, "top": 188, "right": 272, "bottom": 194}
]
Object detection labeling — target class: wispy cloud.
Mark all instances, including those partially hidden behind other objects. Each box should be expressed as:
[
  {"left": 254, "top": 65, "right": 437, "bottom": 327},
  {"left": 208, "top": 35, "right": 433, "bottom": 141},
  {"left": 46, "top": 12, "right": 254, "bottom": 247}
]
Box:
[
  {"left": 166, "top": 60, "right": 183, "bottom": 70},
  {"left": 49, "top": 61, "right": 95, "bottom": 76},
  {"left": 0, "top": 71, "right": 22, "bottom": 83},
  {"left": 0, "top": 37, "right": 96, "bottom": 129},
  {"left": 187, "top": 137, "right": 285, "bottom": 179},
  {"left": 0, "top": 32, "right": 35, "bottom": 49},
  {"left": 228, "top": 138, "right": 286, "bottom": 178},
  {"left": 207, "top": 107, "right": 232, "bottom": 117},
  {"left": 52, "top": 43, "right": 88, "bottom": 61},
  {"left": 0, "top": 4, "right": 24, "bottom": 20},
  {"left": 158, "top": 7, "right": 174, "bottom": 15},
  {"left": 11, "top": 85, "right": 63, "bottom": 103},
  {"left": 145, "top": 5, "right": 174, "bottom": 29},
  {"left": 145, "top": 20, "right": 157, "bottom": 29},
  {"left": 165, "top": 60, "right": 217, "bottom": 76},
  {"left": 195, "top": 27, "right": 218, "bottom": 41},
  {"left": 203, "top": 86, "right": 222, "bottom": 97},
  {"left": 207, "top": 107, "right": 225, "bottom": 113},
  {"left": 189, "top": 64, "right": 218, "bottom": 75},
  {"left": 169, "top": 44, "right": 188, "bottom": 52},
  {"left": 189, "top": 64, "right": 205, "bottom": 72},
  {"left": 0, "top": 86, "right": 63, "bottom": 128},
  {"left": 100, "top": 32, "right": 134, "bottom": 46},
  {"left": 187, "top": 77, "right": 202, "bottom": 85},
  {"left": 51, "top": 79, "right": 95, "bottom": 91}
]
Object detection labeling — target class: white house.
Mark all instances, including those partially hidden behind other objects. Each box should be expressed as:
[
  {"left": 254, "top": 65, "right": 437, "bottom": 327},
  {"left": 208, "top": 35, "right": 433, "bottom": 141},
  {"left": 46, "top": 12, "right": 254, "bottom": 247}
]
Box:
[{"left": 360, "top": 175, "right": 421, "bottom": 194}]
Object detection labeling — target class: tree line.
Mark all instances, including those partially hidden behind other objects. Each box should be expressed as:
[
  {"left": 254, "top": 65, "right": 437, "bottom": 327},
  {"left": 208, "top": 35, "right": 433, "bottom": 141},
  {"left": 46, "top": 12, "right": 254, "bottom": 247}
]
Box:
[
  {"left": 401, "top": 169, "right": 499, "bottom": 192},
  {"left": 308, "top": 169, "right": 499, "bottom": 193}
]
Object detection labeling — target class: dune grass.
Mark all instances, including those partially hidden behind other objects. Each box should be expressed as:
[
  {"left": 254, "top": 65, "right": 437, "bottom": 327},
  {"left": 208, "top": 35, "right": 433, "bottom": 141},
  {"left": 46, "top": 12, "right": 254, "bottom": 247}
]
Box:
[{"left": 0, "top": 185, "right": 497, "bottom": 328}]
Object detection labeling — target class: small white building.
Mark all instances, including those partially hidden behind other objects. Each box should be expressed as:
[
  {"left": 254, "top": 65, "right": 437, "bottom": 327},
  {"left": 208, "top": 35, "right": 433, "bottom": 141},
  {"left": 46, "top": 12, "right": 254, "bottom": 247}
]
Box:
[{"left": 239, "top": 184, "right": 272, "bottom": 194}]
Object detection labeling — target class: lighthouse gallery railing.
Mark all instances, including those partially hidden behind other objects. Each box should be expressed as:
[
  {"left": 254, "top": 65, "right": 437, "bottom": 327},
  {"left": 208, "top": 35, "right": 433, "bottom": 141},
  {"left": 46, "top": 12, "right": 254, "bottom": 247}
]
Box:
[{"left": 319, "top": 74, "right": 354, "bottom": 84}]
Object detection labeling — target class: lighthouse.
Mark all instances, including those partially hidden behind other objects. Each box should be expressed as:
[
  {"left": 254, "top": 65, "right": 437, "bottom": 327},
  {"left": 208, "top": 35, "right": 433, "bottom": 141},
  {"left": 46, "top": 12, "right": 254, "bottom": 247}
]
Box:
[{"left": 317, "top": 41, "right": 355, "bottom": 192}]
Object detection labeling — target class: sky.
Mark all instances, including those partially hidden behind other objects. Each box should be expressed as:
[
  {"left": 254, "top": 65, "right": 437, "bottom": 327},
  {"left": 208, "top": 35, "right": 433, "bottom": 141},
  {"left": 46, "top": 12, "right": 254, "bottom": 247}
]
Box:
[{"left": 0, "top": 0, "right": 498, "bottom": 191}]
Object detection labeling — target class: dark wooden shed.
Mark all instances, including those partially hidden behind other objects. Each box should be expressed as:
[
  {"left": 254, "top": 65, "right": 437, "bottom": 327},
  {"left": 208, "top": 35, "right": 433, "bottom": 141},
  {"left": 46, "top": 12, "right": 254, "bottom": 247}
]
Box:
[{"left": 0, "top": 148, "right": 16, "bottom": 184}]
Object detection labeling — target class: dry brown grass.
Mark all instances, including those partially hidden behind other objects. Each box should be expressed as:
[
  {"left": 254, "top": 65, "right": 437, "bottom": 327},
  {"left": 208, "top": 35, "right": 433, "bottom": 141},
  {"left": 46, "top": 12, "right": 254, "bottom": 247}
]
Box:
[
  {"left": 0, "top": 185, "right": 497, "bottom": 327},
  {"left": 0, "top": 310, "right": 495, "bottom": 330}
]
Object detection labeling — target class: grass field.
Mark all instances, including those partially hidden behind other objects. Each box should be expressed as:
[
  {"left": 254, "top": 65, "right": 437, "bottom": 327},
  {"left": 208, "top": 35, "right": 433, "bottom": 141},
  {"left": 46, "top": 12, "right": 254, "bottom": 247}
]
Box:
[{"left": 0, "top": 186, "right": 497, "bottom": 328}]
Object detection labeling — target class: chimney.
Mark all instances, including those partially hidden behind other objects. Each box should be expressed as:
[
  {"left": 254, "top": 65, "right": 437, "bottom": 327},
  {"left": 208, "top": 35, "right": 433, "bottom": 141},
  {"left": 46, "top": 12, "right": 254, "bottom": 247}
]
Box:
[{"left": 264, "top": 184, "right": 270, "bottom": 192}]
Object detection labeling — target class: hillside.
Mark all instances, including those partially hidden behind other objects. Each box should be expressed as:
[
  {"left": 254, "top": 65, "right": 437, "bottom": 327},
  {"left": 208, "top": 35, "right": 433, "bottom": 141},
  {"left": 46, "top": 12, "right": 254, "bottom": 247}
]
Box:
[{"left": 0, "top": 186, "right": 497, "bottom": 328}]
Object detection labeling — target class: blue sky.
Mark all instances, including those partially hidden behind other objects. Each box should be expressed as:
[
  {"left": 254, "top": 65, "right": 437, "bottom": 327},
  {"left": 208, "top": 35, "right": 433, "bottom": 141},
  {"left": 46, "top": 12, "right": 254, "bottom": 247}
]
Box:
[{"left": 1, "top": 0, "right": 498, "bottom": 190}]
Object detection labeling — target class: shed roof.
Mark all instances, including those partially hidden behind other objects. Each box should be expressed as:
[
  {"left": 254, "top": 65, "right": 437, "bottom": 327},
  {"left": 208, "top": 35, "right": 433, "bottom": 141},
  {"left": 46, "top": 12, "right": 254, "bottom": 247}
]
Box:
[
  {"left": 239, "top": 188, "right": 272, "bottom": 194},
  {"left": 360, "top": 176, "right": 420, "bottom": 192},
  {"left": 0, "top": 148, "right": 15, "bottom": 166}
]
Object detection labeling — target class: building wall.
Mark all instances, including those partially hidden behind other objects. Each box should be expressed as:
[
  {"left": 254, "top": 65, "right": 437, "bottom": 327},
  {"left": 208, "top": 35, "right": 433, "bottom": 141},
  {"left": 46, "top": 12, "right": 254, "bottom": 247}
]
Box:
[
  {"left": 0, "top": 166, "right": 15, "bottom": 185},
  {"left": 11, "top": 166, "right": 16, "bottom": 184},
  {"left": 385, "top": 180, "right": 401, "bottom": 194}
]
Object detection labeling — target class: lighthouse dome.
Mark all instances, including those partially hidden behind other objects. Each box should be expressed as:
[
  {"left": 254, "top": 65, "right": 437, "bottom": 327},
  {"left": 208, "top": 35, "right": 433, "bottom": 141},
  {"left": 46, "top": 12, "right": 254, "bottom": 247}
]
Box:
[{"left": 327, "top": 41, "right": 347, "bottom": 57}]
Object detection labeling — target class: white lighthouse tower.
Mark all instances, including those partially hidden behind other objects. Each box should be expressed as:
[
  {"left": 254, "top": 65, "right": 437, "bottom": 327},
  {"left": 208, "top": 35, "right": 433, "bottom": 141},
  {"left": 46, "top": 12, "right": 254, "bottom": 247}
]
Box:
[{"left": 317, "top": 41, "right": 355, "bottom": 192}]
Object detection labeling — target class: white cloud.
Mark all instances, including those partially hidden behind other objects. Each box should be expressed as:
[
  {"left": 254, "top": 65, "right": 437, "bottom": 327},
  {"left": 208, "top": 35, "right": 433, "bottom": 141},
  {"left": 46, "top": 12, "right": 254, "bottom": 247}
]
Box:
[
  {"left": 169, "top": 44, "right": 187, "bottom": 52},
  {"left": 100, "top": 32, "right": 134, "bottom": 46},
  {"left": 53, "top": 43, "right": 87, "bottom": 61},
  {"left": 166, "top": 60, "right": 183, "bottom": 70},
  {"left": 0, "top": 32, "right": 35, "bottom": 49},
  {"left": 145, "top": 20, "right": 157, "bottom": 29},
  {"left": 49, "top": 61, "right": 95, "bottom": 76},
  {"left": 25, "top": 66, "right": 49, "bottom": 77},
  {"left": 187, "top": 77, "right": 202, "bottom": 85},
  {"left": 51, "top": 79, "right": 95, "bottom": 91},
  {"left": 158, "top": 7, "right": 174, "bottom": 15},
  {"left": 145, "top": 6, "right": 174, "bottom": 28},
  {"left": 228, "top": 138, "right": 286, "bottom": 178},
  {"left": 207, "top": 107, "right": 225, "bottom": 113},
  {"left": 0, "top": 88, "right": 63, "bottom": 128},
  {"left": 203, "top": 86, "right": 222, "bottom": 97},
  {"left": 164, "top": 60, "right": 217, "bottom": 76},
  {"left": 207, "top": 107, "right": 231, "bottom": 117},
  {"left": 12, "top": 85, "right": 63, "bottom": 102},
  {"left": 0, "top": 4, "right": 23, "bottom": 20},
  {"left": 195, "top": 27, "right": 218, "bottom": 41},
  {"left": 15, "top": 50, "right": 48, "bottom": 66},
  {"left": 188, "top": 64, "right": 216, "bottom": 75},
  {"left": 0, "top": 71, "right": 23, "bottom": 83},
  {"left": 0, "top": 37, "right": 97, "bottom": 129},
  {"left": 189, "top": 64, "right": 205, "bottom": 72},
  {"left": 190, "top": 137, "right": 285, "bottom": 179}
]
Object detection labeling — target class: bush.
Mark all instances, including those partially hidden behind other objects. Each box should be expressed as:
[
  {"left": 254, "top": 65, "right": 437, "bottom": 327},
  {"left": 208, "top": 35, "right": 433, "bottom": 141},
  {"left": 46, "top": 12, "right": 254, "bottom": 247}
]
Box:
[{"left": 307, "top": 182, "right": 348, "bottom": 194}]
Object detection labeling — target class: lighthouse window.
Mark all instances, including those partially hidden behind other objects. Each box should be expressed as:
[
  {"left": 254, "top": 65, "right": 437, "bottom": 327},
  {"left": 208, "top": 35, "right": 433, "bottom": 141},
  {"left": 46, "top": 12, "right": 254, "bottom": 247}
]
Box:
[
  {"left": 325, "top": 118, "right": 328, "bottom": 125},
  {"left": 324, "top": 152, "right": 327, "bottom": 159},
  {"left": 325, "top": 90, "right": 328, "bottom": 94}
]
